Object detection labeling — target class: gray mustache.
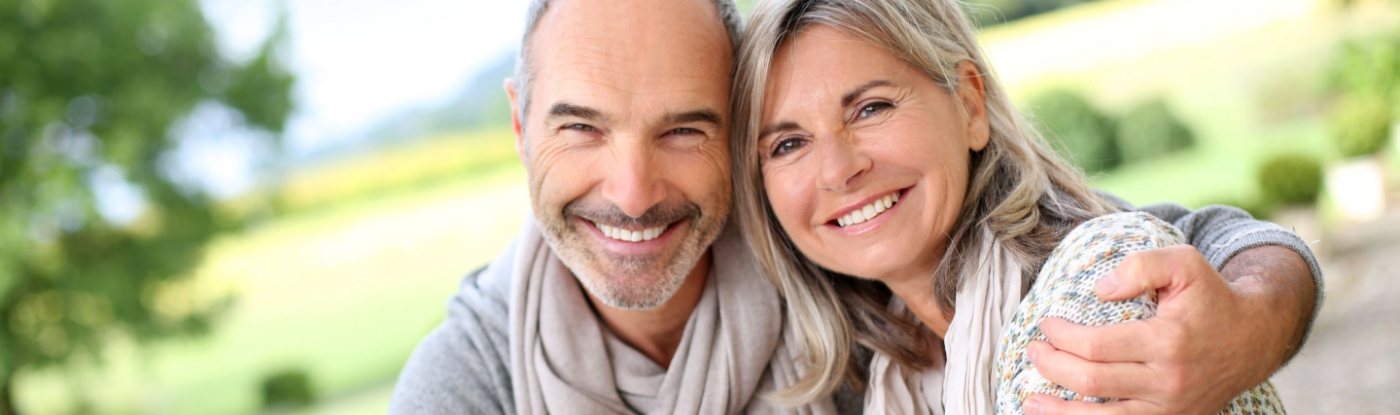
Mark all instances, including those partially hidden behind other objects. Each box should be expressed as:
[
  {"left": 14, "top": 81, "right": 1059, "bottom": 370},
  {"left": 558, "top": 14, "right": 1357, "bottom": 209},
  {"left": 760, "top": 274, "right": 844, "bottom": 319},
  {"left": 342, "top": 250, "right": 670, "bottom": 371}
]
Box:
[{"left": 565, "top": 201, "right": 701, "bottom": 228}]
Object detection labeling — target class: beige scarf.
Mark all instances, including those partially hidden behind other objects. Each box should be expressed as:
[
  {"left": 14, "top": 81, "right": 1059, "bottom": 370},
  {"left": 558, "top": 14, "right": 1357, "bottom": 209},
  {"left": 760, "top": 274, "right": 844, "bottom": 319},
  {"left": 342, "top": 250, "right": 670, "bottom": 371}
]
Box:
[
  {"left": 508, "top": 217, "right": 836, "bottom": 414},
  {"left": 864, "top": 228, "right": 1023, "bottom": 414}
]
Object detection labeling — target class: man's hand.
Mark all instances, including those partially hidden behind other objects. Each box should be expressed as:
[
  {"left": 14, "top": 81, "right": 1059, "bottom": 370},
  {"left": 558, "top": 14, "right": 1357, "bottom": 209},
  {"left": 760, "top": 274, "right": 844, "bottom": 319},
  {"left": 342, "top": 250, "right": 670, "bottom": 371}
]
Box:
[{"left": 1021, "top": 245, "right": 1313, "bottom": 415}]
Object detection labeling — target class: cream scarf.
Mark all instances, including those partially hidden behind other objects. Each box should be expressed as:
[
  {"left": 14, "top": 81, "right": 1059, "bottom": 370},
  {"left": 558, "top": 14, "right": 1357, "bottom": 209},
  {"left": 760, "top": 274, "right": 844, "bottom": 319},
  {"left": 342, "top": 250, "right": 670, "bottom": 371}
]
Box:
[
  {"left": 864, "top": 228, "right": 1024, "bottom": 414},
  {"left": 508, "top": 217, "right": 836, "bottom": 414}
]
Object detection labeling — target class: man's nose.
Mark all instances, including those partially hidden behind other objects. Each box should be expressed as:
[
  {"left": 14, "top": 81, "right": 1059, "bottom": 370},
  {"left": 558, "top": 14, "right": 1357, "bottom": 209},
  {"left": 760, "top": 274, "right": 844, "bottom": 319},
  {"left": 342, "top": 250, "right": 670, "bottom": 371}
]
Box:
[
  {"left": 816, "top": 133, "right": 872, "bottom": 193},
  {"left": 601, "top": 141, "right": 666, "bottom": 218}
]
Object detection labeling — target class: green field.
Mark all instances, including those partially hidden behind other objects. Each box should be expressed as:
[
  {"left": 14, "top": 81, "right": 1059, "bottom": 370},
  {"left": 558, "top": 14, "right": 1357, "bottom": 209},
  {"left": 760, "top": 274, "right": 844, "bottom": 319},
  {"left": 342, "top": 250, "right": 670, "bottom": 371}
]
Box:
[
  {"left": 14, "top": 0, "right": 1393, "bottom": 413},
  {"left": 15, "top": 132, "right": 531, "bottom": 414}
]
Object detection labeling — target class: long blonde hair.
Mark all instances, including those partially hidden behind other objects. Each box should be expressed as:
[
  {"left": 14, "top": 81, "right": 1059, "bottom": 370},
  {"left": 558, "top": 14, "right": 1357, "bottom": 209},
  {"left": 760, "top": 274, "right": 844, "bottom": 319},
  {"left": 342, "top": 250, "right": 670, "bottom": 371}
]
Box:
[{"left": 730, "top": 0, "right": 1117, "bottom": 404}]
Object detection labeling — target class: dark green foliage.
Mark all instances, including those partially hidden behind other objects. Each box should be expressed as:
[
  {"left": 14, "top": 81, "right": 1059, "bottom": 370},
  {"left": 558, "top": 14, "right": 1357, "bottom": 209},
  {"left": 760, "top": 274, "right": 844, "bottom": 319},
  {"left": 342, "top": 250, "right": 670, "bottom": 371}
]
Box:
[
  {"left": 0, "top": 0, "right": 294, "bottom": 410},
  {"left": 1116, "top": 99, "right": 1196, "bottom": 163},
  {"left": 1257, "top": 153, "right": 1324, "bottom": 206},
  {"left": 261, "top": 369, "right": 316, "bottom": 410},
  {"left": 1330, "top": 93, "right": 1393, "bottom": 158},
  {"left": 1029, "top": 88, "right": 1121, "bottom": 173}
]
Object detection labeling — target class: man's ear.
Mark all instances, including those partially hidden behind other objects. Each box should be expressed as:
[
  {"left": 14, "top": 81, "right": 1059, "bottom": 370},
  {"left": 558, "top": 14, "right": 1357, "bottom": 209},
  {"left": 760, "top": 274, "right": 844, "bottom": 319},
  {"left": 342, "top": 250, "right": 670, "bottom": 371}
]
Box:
[
  {"left": 955, "top": 61, "right": 990, "bottom": 152},
  {"left": 505, "top": 78, "right": 526, "bottom": 162}
]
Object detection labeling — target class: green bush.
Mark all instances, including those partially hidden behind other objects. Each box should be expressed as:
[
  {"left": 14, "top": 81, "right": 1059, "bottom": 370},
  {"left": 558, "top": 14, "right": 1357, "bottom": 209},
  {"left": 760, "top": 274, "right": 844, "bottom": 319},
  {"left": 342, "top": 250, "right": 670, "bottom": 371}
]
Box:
[
  {"left": 261, "top": 369, "right": 316, "bottom": 410},
  {"left": 1330, "top": 34, "right": 1400, "bottom": 100},
  {"left": 1257, "top": 153, "right": 1324, "bottom": 206},
  {"left": 1115, "top": 99, "right": 1197, "bottom": 164},
  {"left": 1330, "top": 93, "right": 1394, "bottom": 158},
  {"left": 1029, "top": 88, "right": 1120, "bottom": 173}
]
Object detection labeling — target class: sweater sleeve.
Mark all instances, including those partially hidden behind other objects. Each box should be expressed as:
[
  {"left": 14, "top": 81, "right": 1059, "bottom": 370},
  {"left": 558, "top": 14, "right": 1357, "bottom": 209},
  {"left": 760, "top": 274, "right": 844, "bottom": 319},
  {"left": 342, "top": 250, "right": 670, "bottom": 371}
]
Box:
[
  {"left": 1101, "top": 193, "right": 1325, "bottom": 353},
  {"left": 389, "top": 250, "right": 516, "bottom": 415}
]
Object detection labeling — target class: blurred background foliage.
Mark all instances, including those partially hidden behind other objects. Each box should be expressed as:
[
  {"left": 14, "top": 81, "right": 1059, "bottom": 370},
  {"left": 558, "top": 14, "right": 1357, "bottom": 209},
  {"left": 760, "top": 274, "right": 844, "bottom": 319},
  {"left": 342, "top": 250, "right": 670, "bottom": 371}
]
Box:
[
  {"left": 1, "top": 0, "right": 1396, "bottom": 414},
  {"left": 1, "top": 0, "right": 292, "bottom": 413}
]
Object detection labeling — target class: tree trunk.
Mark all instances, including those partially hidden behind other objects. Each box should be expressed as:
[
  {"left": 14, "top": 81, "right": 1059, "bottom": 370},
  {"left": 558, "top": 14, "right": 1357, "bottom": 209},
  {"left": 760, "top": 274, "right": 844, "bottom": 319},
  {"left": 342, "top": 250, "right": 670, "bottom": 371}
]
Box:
[{"left": 1, "top": 376, "right": 15, "bottom": 415}]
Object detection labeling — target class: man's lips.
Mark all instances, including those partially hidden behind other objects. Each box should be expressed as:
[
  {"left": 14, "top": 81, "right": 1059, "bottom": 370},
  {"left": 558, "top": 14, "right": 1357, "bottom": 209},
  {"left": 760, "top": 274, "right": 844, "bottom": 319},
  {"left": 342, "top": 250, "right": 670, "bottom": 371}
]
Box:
[{"left": 578, "top": 217, "right": 688, "bottom": 255}]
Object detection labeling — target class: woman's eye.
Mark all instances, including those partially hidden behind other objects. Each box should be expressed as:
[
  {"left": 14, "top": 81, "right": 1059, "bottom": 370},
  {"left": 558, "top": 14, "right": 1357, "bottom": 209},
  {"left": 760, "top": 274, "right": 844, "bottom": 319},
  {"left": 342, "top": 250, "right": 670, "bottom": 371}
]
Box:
[
  {"left": 857, "top": 102, "right": 893, "bottom": 120},
  {"left": 770, "top": 137, "right": 807, "bottom": 158}
]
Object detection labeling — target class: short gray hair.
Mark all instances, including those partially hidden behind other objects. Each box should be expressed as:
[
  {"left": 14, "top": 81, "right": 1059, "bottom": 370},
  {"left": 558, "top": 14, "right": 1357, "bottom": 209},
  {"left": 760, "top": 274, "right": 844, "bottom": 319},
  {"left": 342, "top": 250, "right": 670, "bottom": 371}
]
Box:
[{"left": 511, "top": 0, "right": 743, "bottom": 127}]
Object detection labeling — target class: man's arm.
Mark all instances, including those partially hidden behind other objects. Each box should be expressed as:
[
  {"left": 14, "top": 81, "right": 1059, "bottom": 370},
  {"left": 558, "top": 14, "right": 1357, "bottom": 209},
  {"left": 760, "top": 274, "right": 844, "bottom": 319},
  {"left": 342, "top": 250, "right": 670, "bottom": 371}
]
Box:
[
  {"left": 388, "top": 266, "right": 515, "bottom": 415},
  {"left": 1142, "top": 202, "right": 1320, "bottom": 359},
  {"left": 1022, "top": 201, "right": 1321, "bottom": 415}
]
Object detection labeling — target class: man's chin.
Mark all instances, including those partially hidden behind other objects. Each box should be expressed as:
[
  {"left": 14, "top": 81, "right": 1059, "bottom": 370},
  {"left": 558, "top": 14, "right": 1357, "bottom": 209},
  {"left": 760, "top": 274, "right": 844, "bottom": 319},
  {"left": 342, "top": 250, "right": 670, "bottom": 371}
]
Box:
[{"left": 575, "top": 268, "right": 685, "bottom": 310}]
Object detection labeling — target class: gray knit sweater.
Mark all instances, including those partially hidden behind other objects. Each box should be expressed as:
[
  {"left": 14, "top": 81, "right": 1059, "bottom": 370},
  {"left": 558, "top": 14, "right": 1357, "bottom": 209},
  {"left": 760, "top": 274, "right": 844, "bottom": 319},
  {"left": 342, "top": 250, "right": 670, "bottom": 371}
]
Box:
[{"left": 388, "top": 202, "right": 1325, "bottom": 414}]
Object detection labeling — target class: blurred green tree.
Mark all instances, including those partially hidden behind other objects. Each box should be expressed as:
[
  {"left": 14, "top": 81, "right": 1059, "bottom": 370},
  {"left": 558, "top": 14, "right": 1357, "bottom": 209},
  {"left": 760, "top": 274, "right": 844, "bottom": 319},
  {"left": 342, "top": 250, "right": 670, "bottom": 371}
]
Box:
[
  {"left": 1028, "top": 88, "right": 1121, "bottom": 174},
  {"left": 0, "top": 0, "right": 293, "bottom": 413}
]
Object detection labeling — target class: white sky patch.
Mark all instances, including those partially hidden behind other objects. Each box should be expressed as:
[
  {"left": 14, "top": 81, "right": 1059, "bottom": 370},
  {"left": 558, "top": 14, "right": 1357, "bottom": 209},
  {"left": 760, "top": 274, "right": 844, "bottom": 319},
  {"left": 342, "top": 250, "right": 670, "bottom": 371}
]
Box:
[
  {"left": 90, "top": 165, "right": 149, "bottom": 225},
  {"left": 200, "top": 0, "right": 528, "bottom": 157}
]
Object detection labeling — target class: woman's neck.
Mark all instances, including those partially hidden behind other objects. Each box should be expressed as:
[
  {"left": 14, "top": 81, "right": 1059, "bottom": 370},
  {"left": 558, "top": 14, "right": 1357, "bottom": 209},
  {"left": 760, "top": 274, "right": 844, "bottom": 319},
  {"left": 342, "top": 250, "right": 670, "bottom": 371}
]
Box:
[{"left": 882, "top": 266, "right": 952, "bottom": 338}]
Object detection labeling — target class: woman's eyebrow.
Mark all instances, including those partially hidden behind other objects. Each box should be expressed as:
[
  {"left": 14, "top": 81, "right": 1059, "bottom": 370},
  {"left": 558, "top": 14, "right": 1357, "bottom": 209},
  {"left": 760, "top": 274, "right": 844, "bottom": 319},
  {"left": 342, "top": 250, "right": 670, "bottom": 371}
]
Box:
[
  {"left": 759, "top": 121, "right": 800, "bottom": 140},
  {"left": 841, "top": 80, "right": 894, "bottom": 107}
]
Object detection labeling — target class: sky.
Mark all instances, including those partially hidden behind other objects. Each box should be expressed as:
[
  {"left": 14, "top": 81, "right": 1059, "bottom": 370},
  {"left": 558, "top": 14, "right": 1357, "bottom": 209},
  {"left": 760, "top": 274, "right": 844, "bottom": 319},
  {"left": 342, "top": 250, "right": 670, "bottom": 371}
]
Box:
[
  {"left": 152, "top": 0, "right": 530, "bottom": 200},
  {"left": 202, "top": 0, "right": 528, "bottom": 157}
]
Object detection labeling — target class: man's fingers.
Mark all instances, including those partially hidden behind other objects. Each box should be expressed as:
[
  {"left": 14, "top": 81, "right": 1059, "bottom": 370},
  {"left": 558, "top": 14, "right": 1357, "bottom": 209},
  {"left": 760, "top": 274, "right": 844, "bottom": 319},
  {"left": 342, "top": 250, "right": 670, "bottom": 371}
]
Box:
[
  {"left": 1098, "top": 245, "right": 1201, "bottom": 301},
  {"left": 1028, "top": 340, "right": 1155, "bottom": 399},
  {"left": 1023, "top": 394, "right": 1157, "bottom": 415},
  {"left": 1040, "top": 317, "right": 1156, "bottom": 363}
]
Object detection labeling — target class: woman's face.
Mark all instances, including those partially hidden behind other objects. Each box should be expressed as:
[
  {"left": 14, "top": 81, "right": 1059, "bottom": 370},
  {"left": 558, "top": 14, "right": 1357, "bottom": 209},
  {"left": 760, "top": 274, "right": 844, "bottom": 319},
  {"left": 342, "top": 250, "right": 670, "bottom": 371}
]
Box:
[{"left": 757, "top": 25, "right": 989, "bottom": 282}]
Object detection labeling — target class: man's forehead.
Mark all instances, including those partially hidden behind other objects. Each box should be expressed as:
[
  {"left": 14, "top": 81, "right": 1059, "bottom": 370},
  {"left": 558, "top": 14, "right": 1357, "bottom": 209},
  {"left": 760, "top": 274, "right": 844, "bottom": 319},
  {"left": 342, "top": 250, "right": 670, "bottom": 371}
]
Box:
[
  {"left": 528, "top": 0, "right": 732, "bottom": 78},
  {"left": 526, "top": 0, "right": 733, "bottom": 121}
]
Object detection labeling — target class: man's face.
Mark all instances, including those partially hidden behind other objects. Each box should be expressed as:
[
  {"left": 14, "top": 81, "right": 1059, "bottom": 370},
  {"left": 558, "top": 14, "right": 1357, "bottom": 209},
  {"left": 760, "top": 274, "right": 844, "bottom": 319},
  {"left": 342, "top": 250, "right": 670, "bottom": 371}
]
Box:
[{"left": 508, "top": 0, "right": 733, "bottom": 310}]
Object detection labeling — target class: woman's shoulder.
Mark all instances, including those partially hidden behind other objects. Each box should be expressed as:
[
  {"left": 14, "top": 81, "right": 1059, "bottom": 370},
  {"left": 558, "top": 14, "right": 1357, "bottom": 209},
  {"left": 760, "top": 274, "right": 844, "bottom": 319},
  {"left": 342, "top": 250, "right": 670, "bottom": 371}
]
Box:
[
  {"left": 1067, "top": 211, "right": 1183, "bottom": 248},
  {"left": 1044, "top": 212, "right": 1186, "bottom": 276}
]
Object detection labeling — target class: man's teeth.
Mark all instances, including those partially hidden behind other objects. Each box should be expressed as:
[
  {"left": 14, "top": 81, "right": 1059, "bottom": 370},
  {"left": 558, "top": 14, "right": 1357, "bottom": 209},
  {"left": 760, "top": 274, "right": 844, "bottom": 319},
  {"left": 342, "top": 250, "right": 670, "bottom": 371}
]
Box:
[
  {"left": 596, "top": 222, "right": 667, "bottom": 242},
  {"left": 836, "top": 193, "right": 899, "bottom": 228}
]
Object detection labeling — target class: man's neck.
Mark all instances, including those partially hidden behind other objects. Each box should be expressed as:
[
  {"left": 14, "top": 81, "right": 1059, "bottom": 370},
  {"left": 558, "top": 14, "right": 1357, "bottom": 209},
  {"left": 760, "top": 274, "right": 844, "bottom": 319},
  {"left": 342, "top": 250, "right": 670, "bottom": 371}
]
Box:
[{"left": 586, "top": 251, "right": 711, "bottom": 369}]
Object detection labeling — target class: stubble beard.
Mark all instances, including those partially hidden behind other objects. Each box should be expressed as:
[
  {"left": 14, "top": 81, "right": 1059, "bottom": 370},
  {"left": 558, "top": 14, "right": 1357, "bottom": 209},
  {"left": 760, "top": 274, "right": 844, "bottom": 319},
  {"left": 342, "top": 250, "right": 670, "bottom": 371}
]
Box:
[{"left": 535, "top": 199, "right": 728, "bottom": 310}]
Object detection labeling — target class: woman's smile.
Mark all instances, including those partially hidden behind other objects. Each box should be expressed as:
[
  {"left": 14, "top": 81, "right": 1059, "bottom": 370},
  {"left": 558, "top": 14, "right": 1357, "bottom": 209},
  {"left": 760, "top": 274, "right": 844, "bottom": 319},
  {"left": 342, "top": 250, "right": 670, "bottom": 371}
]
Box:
[{"left": 821, "top": 187, "right": 909, "bottom": 235}]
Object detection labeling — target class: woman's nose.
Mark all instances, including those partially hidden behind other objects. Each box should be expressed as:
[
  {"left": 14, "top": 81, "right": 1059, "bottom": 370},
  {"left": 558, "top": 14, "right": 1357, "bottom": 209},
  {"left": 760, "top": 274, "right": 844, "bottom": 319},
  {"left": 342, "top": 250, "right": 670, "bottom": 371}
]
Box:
[{"left": 815, "top": 133, "right": 872, "bottom": 193}]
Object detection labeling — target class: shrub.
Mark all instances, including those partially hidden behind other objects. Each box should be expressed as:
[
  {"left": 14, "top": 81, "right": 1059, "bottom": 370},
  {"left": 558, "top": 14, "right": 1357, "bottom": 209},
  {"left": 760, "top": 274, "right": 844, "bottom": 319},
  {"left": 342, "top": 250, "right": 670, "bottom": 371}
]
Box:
[
  {"left": 262, "top": 369, "right": 316, "bottom": 410},
  {"left": 1257, "top": 153, "right": 1324, "bottom": 206},
  {"left": 1115, "top": 99, "right": 1197, "bottom": 164},
  {"left": 1330, "top": 35, "right": 1400, "bottom": 101},
  {"left": 1330, "top": 93, "right": 1393, "bottom": 158},
  {"left": 1028, "top": 88, "right": 1120, "bottom": 173}
]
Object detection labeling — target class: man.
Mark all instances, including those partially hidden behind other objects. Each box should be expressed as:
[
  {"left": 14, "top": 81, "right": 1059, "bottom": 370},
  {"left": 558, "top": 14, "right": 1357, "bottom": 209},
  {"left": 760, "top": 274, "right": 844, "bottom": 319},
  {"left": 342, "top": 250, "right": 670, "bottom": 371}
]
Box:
[{"left": 389, "top": 0, "right": 1322, "bottom": 413}]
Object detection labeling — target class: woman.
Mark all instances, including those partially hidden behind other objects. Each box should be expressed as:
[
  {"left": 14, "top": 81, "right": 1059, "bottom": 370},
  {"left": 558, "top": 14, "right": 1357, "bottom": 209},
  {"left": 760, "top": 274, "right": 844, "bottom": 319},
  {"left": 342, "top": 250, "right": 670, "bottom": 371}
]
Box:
[{"left": 728, "top": 0, "right": 1284, "bottom": 413}]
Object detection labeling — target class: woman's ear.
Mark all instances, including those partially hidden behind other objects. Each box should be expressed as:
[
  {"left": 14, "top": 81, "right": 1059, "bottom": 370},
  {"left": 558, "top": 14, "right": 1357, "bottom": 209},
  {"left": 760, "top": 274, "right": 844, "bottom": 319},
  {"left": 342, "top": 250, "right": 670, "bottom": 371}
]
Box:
[{"left": 955, "top": 61, "right": 991, "bottom": 152}]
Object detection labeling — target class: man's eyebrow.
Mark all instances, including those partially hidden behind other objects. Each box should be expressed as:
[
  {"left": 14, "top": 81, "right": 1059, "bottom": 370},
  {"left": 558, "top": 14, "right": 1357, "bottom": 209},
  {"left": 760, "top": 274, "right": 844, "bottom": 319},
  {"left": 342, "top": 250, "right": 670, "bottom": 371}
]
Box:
[
  {"left": 546, "top": 102, "right": 607, "bottom": 122},
  {"left": 841, "top": 80, "right": 894, "bottom": 108},
  {"left": 664, "top": 109, "right": 723, "bottom": 126}
]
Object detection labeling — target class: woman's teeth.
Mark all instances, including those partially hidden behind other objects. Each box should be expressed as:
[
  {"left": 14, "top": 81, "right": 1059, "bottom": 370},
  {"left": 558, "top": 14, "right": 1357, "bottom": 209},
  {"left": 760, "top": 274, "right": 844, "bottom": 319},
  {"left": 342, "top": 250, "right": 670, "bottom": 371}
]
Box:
[
  {"left": 837, "top": 193, "right": 899, "bottom": 228},
  {"left": 596, "top": 222, "right": 667, "bottom": 242}
]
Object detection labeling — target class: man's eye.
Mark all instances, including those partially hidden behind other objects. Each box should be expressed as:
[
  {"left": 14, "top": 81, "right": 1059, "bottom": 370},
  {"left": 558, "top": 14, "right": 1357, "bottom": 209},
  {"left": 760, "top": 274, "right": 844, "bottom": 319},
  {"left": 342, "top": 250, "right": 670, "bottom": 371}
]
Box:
[
  {"left": 857, "top": 102, "right": 893, "bottom": 119},
  {"left": 770, "top": 137, "right": 807, "bottom": 158},
  {"left": 668, "top": 127, "right": 702, "bottom": 136},
  {"left": 563, "top": 123, "right": 596, "bottom": 132}
]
